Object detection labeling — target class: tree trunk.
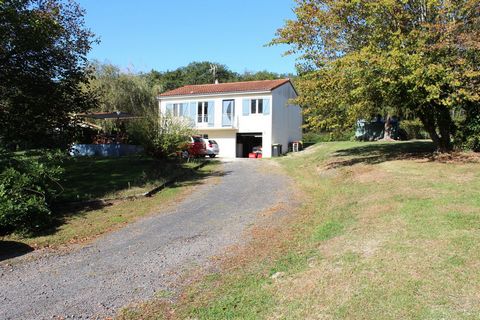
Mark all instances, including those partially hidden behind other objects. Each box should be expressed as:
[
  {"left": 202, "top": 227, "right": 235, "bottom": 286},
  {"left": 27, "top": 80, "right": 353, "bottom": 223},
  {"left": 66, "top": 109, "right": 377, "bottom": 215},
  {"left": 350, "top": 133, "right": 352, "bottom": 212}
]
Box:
[
  {"left": 419, "top": 104, "right": 454, "bottom": 152},
  {"left": 419, "top": 111, "right": 440, "bottom": 145},
  {"left": 436, "top": 105, "right": 454, "bottom": 152},
  {"left": 383, "top": 116, "right": 394, "bottom": 140}
]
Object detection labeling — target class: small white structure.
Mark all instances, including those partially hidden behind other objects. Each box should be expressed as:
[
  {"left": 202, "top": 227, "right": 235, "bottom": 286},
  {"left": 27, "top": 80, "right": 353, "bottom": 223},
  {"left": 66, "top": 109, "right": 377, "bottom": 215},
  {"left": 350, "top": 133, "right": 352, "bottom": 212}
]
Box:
[{"left": 157, "top": 79, "right": 302, "bottom": 158}]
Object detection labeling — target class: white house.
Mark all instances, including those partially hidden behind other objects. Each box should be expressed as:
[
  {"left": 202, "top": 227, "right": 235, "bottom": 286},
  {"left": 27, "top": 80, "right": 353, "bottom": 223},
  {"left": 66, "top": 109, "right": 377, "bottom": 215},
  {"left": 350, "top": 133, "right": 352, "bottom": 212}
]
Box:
[{"left": 157, "top": 79, "right": 302, "bottom": 158}]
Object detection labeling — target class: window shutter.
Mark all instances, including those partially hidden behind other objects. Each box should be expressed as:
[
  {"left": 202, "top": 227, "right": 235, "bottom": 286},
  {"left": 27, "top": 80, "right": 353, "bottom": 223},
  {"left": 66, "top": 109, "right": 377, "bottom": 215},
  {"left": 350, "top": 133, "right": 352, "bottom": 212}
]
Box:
[
  {"left": 166, "top": 103, "right": 173, "bottom": 114},
  {"left": 208, "top": 101, "right": 214, "bottom": 127},
  {"left": 242, "top": 99, "right": 250, "bottom": 116},
  {"left": 263, "top": 98, "right": 270, "bottom": 115}
]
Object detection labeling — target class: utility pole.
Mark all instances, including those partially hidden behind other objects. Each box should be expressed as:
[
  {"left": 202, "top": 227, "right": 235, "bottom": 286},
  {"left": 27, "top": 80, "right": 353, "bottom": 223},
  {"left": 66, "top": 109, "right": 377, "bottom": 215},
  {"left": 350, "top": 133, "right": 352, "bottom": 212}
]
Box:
[{"left": 209, "top": 64, "right": 217, "bottom": 84}]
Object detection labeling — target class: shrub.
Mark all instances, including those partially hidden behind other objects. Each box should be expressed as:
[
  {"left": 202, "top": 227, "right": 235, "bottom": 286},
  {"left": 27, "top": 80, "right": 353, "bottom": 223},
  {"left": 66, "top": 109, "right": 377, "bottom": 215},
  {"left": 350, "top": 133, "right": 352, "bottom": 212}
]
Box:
[
  {"left": 454, "top": 106, "right": 480, "bottom": 152},
  {"left": 0, "top": 150, "right": 64, "bottom": 235},
  {"left": 131, "top": 112, "right": 194, "bottom": 159},
  {"left": 400, "top": 119, "right": 428, "bottom": 140}
]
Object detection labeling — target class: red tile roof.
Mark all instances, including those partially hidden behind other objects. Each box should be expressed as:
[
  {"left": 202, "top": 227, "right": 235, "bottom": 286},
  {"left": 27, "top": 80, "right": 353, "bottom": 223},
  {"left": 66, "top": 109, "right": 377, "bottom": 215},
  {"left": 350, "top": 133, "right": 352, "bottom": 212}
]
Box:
[{"left": 158, "top": 79, "right": 292, "bottom": 97}]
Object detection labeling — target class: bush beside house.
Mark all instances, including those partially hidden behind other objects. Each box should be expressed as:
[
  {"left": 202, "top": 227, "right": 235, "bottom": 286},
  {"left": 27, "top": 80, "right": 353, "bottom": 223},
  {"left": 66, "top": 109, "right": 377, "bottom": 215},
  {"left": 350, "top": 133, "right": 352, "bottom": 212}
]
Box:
[{"left": 131, "top": 112, "right": 195, "bottom": 159}]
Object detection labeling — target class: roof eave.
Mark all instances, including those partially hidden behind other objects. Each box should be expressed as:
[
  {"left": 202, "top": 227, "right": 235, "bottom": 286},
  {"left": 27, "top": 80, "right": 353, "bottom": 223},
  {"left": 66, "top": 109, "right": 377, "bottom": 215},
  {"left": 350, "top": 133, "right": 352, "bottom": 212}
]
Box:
[{"left": 157, "top": 90, "right": 273, "bottom": 100}]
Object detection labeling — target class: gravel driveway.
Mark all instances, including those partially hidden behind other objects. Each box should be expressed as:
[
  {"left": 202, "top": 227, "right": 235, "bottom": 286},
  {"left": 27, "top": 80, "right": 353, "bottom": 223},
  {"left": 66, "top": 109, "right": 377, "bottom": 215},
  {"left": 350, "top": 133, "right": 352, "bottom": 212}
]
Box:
[{"left": 0, "top": 159, "right": 293, "bottom": 319}]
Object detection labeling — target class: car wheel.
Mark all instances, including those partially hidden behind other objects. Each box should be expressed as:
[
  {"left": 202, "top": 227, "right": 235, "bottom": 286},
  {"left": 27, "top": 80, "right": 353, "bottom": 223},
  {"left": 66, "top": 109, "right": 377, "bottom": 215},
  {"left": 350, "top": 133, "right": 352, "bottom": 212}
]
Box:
[{"left": 209, "top": 154, "right": 216, "bottom": 158}]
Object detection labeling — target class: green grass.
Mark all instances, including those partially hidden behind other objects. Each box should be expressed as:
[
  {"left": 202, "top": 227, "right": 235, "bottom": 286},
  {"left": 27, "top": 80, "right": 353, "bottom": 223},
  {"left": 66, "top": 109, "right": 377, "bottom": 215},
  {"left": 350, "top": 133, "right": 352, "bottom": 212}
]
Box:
[
  {"left": 190, "top": 275, "right": 275, "bottom": 320},
  {"left": 3, "top": 162, "right": 219, "bottom": 248},
  {"left": 58, "top": 155, "right": 201, "bottom": 202},
  {"left": 125, "top": 140, "right": 480, "bottom": 320},
  {"left": 312, "top": 220, "right": 345, "bottom": 242}
]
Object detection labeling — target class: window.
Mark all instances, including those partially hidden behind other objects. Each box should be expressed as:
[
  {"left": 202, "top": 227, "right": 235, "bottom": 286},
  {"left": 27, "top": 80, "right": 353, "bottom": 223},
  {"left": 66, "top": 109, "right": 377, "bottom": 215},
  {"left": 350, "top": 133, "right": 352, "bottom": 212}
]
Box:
[
  {"left": 242, "top": 98, "right": 269, "bottom": 116},
  {"left": 222, "top": 100, "right": 234, "bottom": 126},
  {"left": 250, "top": 99, "right": 263, "bottom": 114},
  {"left": 197, "top": 102, "right": 208, "bottom": 123},
  {"left": 172, "top": 103, "right": 183, "bottom": 117}
]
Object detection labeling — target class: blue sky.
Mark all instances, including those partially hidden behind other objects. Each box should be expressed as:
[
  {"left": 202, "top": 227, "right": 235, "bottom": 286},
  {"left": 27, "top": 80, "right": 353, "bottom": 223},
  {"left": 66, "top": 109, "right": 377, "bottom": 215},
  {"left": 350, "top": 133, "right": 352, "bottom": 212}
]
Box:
[{"left": 78, "top": 0, "right": 298, "bottom": 75}]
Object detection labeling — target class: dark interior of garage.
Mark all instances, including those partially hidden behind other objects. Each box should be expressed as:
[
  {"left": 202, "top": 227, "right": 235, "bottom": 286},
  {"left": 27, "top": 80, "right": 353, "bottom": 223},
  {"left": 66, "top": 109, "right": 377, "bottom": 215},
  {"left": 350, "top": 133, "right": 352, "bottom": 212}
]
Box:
[{"left": 236, "top": 133, "right": 262, "bottom": 158}]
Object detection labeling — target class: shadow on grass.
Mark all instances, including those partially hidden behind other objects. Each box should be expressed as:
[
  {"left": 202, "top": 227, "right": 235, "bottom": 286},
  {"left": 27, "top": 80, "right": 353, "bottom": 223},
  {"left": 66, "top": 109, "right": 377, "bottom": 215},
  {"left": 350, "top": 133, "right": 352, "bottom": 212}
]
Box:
[
  {"left": 38, "top": 159, "right": 226, "bottom": 238},
  {"left": 56, "top": 155, "right": 213, "bottom": 203},
  {"left": 0, "top": 241, "right": 34, "bottom": 261},
  {"left": 326, "top": 141, "right": 436, "bottom": 169}
]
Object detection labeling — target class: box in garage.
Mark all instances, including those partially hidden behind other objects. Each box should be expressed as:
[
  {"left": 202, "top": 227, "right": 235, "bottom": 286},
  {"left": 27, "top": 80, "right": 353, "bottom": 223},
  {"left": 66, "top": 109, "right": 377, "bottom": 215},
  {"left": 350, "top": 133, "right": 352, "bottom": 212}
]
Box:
[{"left": 248, "top": 153, "right": 257, "bottom": 158}]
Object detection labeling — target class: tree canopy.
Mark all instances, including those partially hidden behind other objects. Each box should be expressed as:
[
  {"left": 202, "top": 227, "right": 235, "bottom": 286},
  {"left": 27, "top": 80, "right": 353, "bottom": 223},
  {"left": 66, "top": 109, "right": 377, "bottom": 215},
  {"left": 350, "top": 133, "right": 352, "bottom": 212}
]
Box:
[
  {"left": 143, "top": 61, "right": 293, "bottom": 94},
  {"left": 0, "top": 0, "right": 97, "bottom": 150},
  {"left": 89, "top": 61, "right": 293, "bottom": 115},
  {"left": 88, "top": 61, "right": 243, "bottom": 116},
  {"left": 89, "top": 62, "right": 156, "bottom": 116},
  {"left": 144, "top": 61, "right": 238, "bottom": 93},
  {"left": 272, "top": 0, "right": 480, "bottom": 151}
]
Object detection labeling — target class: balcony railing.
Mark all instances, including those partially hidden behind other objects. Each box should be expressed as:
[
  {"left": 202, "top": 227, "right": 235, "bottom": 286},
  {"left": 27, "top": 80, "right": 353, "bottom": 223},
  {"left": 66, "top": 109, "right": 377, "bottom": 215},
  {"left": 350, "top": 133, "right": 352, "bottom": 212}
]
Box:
[
  {"left": 190, "top": 115, "right": 239, "bottom": 129},
  {"left": 222, "top": 114, "right": 240, "bottom": 129},
  {"left": 197, "top": 115, "right": 208, "bottom": 123}
]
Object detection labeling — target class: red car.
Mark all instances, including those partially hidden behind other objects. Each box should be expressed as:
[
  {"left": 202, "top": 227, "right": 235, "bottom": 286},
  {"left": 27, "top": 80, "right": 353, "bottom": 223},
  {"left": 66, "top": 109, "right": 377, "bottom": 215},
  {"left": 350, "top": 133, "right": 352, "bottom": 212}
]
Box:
[{"left": 184, "top": 135, "right": 207, "bottom": 157}]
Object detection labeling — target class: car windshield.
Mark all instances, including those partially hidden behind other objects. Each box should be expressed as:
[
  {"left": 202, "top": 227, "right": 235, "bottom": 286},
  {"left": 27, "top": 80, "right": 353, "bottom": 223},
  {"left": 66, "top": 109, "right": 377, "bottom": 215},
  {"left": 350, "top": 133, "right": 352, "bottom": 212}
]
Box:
[
  {"left": 209, "top": 140, "right": 217, "bottom": 145},
  {"left": 192, "top": 136, "right": 202, "bottom": 143}
]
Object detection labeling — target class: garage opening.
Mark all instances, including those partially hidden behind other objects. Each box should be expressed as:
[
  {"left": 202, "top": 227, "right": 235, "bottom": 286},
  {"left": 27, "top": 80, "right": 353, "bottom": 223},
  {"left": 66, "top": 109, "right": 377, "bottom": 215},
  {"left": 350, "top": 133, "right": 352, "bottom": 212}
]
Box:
[{"left": 236, "top": 133, "right": 262, "bottom": 158}]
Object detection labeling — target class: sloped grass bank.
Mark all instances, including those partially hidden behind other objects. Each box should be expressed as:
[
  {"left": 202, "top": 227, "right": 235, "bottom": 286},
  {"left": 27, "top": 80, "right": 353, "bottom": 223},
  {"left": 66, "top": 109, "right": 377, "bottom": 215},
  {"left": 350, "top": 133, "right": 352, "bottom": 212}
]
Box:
[
  {"left": 58, "top": 155, "right": 202, "bottom": 202},
  {"left": 120, "top": 141, "right": 480, "bottom": 319},
  {"left": 2, "top": 162, "right": 219, "bottom": 249}
]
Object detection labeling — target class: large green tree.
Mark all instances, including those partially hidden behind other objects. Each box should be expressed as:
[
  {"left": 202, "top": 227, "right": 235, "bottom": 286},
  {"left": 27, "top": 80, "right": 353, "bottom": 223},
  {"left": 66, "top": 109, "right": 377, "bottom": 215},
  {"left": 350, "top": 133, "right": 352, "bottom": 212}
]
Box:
[
  {"left": 0, "top": 0, "right": 97, "bottom": 149},
  {"left": 144, "top": 62, "right": 292, "bottom": 94},
  {"left": 240, "top": 70, "right": 293, "bottom": 81},
  {"left": 272, "top": 0, "right": 479, "bottom": 151},
  {"left": 89, "top": 62, "right": 156, "bottom": 116},
  {"left": 146, "top": 61, "right": 239, "bottom": 93}
]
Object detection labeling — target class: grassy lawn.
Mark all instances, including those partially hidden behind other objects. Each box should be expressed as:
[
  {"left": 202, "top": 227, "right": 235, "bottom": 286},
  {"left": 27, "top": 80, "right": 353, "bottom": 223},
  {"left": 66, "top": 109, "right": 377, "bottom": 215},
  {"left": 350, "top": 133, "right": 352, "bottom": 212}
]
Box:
[
  {"left": 2, "top": 161, "right": 219, "bottom": 249},
  {"left": 121, "top": 141, "right": 480, "bottom": 319},
  {"left": 58, "top": 155, "right": 202, "bottom": 202}
]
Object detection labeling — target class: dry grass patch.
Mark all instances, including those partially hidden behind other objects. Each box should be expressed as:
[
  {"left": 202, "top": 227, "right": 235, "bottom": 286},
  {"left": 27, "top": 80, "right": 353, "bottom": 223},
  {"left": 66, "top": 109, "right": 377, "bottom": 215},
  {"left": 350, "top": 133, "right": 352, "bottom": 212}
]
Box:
[
  {"left": 271, "top": 142, "right": 480, "bottom": 319},
  {"left": 118, "top": 141, "right": 480, "bottom": 320},
  {"left": 430, "top": 151, "right": 480, "bottom": 164},
  {"left": 118, "top": 191, "right": 307, "bottom": 320},
  {"left": 348, "top": 164, "right": 390, "bottom": 183}
]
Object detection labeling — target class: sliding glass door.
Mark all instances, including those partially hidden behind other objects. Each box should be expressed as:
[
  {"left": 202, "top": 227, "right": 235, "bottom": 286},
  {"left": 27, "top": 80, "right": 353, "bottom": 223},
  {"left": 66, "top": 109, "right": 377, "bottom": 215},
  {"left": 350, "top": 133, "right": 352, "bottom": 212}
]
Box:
[{"left": 222, "top": 100, "right": 234, "bottom": 126}]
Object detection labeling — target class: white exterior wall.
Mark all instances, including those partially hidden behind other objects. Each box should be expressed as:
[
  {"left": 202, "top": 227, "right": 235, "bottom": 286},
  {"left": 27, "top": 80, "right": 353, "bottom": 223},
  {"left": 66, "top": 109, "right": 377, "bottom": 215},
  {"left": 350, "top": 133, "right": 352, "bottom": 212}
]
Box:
[
  {"left": 197, "top": 129, "right": 236, "bottom": 158},
  {"left": 158, "top": 83, "right": 302, "bottom": 158},
  {"left": 236, "top": 93, "right": 273, "bottom": 158},
  {"left": 158, "top": 92, "right": 273, "bottom": 158},
  {"left": 271, "top": 83, "right": 302, "bottom": 154}
]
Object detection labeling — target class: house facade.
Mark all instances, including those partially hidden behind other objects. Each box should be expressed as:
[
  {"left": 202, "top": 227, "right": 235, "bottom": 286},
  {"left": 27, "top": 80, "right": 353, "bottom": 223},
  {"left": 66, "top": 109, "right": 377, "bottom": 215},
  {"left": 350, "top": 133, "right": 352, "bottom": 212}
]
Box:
[{"left": 157, "top": 79, "right": 302, "bottom": 158}]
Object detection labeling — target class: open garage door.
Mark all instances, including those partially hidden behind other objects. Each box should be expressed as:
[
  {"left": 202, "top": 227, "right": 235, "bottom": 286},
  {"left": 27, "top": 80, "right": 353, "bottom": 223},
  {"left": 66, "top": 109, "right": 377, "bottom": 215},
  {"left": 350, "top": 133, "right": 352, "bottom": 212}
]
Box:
[{"left": 236, "top": 132, "right": 262, "bottom": 158}]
